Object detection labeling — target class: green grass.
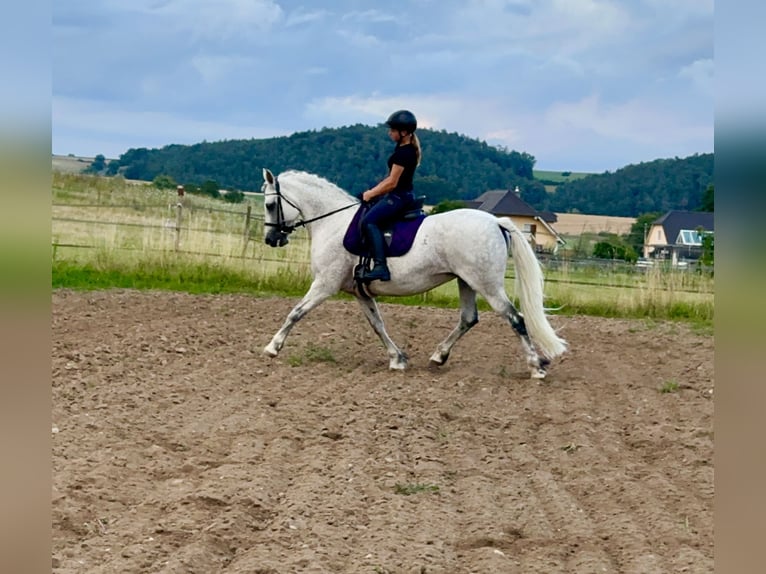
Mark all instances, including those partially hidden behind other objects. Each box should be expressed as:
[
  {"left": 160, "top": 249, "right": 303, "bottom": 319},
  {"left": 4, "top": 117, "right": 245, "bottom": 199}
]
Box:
[
  {"left": 287, "top": 343, "right": 337, "bottom": 366},
  {"left": 393, "top": 482, "right": 440, "bottom": 495},
  {"left": 52, "top": 258, "right": 312, "bottom": 297},
  {"left": 659, "top": 380, "right": 681, "bottom": 394},
  {"left": 533, "top": 169, "right": 594, "bottom": 183}
]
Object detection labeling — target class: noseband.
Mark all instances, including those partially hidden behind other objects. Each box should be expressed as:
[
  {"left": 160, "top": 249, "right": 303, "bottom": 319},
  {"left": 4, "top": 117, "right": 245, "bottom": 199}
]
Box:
[
  {"left": 263, "top": 178, "right": 298, "bottom": 235},
  {"left": 263, "top": 175, "right": 359, "bottom": 235}
]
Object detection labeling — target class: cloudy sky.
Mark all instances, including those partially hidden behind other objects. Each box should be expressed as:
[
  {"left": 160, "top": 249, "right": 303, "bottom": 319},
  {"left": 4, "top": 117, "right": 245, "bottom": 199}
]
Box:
[{"left": 52, "top": 0, "right": 713, "bottom": 172}]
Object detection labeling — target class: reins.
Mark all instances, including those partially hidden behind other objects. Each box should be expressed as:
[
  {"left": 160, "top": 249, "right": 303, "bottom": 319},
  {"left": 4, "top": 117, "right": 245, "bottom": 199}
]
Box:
[{"left": 263, "top": 176, "right": 358, "bottom": 234}]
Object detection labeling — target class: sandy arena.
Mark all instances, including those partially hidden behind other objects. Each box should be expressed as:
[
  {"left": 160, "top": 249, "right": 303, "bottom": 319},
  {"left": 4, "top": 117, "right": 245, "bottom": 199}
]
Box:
[{"left": 52, "top": 290, "right": 713, "bottom": 573}]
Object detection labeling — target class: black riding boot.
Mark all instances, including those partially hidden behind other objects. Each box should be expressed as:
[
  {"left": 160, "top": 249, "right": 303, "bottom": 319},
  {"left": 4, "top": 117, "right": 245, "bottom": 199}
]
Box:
[{"left": 363, "top": 224, "right": 391, "bottom": 282}]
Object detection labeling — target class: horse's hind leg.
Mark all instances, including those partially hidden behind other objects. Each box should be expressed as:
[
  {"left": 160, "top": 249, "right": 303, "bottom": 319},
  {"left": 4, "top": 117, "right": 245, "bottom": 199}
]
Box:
[
  {"left": 430, "top": 278, "right": 479, "bottom": 366},
  {"left": 355, "top": 296, "right": 408, "bottom": 370},
  {"left": 483, "top": 291, "right": 549, "bottom": 379}
]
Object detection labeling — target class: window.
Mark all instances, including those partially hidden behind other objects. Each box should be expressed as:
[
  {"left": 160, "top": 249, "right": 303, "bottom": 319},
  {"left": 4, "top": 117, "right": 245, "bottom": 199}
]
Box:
[
  {"left": 522, "top": 223, "right": 537, "bottom": 236},
  {"left": 677, "top": 229, "right": 703, "bottom": 246}
]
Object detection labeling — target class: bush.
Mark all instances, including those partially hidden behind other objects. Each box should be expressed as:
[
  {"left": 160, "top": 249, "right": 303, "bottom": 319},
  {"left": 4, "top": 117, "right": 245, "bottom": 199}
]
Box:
[
  {"left": 152, "top": 174, "right": 178, "bottom": 189},
  {"left": 429, "top": 199, "right": 466, "bottom": 214},
  {"left": 223, "top": 190, "right": 245, "bottom": 203},
  {"left": 593, "top": 240, "right": 638, "bottom": 262}
]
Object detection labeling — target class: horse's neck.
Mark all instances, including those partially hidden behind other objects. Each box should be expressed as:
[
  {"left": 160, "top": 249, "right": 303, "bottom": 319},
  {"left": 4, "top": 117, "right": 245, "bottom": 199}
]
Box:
[{"left": 283, "top": 175, "right": 353, "bottom": 222}]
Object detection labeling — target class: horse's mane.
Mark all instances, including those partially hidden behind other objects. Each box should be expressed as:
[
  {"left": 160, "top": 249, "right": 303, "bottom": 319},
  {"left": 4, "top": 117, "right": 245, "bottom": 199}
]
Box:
[{"left": 280, "top": 170, "right": 354, "bottom": 200}]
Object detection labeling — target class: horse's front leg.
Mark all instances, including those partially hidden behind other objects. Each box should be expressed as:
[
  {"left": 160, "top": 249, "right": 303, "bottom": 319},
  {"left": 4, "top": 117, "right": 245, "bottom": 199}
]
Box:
[
  {"left": 263, "top": 281, "right": 335, "bottom": 357},
  {"left": 355, "top": 296, "right": 408, "bottom": 370}
]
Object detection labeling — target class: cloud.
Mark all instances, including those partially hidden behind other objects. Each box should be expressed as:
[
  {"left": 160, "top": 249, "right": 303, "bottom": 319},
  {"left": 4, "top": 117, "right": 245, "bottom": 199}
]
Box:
[
  {"left": 303, "top": 93, "right": 467, "bottom": 130},
  {"left": 679, "top": 58, "right": 713, "bottom": 96},
  {"left": 52, "top": 0, "right": 713, "bottom": 172},
  {"left": 189, "top": 54, "right": 256, "bottom": 86},
  {"left": 61, "top": 0, "right": 284, "bottom": 42},
  {"left": 641, "top": 0, "right": 714, "bottom": 20},
  {"left": 341, "top": 9, "right": 395, "bottom": 23},
  {"left": 52, "top": 96, "right": 279, "bottom": 158},
  {"left": 336, "top": 29, "right": 381, "bottom": 47},
  {"left": 285, "top": 8, "right": 328, "bottom": 27},
  {"left": 544, "top": 94, "right": 711, "bottom": 145}
]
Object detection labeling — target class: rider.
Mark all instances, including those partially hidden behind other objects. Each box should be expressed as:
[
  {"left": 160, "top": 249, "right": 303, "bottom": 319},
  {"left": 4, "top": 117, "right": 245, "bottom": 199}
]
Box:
[{"left": 360, "top": 109, "right": 422, "bottom": 281}]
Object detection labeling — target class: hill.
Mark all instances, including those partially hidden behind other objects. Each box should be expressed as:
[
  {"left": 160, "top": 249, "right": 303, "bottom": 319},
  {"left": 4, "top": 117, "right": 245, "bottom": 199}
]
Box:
[
  {"left": 105, "top": 125, "right": 543, "bottom": 206},
  {"left": 52, "top": 154, "right": 98, "bottom": 174},
  {"left": 547, "top": 154, "right": 713, "bottom": 217},
  {"left": 66, "top": 126, "right": 713, "bottom": 218}
]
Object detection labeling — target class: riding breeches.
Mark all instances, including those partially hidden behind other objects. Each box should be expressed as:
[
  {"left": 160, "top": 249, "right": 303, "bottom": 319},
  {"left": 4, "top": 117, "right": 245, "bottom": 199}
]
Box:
[{"left": 361, "top": 192, "right": 411, "bottom": 229}]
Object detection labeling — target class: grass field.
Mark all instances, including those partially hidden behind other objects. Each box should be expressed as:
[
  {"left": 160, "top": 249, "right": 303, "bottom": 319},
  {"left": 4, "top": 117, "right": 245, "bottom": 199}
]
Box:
[
  {"left": 533, "top": 169, "right": 594, "bottom": 183},
  {"left": 51, "top": 172, "right": 713, "bottom": 326}
]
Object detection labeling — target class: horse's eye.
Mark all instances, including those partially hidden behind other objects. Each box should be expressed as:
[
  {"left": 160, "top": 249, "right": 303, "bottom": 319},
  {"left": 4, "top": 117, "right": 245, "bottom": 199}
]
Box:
[{"left": 265, "top": 202, "right": 276, "bottom": 212}]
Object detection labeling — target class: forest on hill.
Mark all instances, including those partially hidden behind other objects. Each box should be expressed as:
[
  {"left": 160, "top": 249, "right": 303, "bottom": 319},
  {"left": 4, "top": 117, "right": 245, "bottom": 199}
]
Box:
[
  {"left": 94, "top": 125, "right": 713, "bottom": 217},
  {"left": 545, "top": 153, "right": 714, "bottom": 217}
]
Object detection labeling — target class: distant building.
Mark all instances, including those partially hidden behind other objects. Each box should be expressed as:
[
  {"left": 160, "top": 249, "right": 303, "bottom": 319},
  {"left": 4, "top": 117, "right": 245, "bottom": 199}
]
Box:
[
  {"left": 643, "top": 210, "right": 714, "bottom": 264},
  {"left": 465, "top": 186, "right": 565, "bottom": 253}
]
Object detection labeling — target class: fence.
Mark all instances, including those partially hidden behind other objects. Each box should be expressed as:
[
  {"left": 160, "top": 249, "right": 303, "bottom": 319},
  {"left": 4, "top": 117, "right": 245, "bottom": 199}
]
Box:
[
  {"left": 51, "top": 198, "right": 713, "bottom": 295},
  {"left": 51, "top": 197, "right": 313, "bottom": 265}
]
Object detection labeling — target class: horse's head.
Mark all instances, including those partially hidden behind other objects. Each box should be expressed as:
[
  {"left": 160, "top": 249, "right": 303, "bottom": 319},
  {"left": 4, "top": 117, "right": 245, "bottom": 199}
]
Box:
[{"left": 262, "top": 168, "right": 300, "bottom": 247}]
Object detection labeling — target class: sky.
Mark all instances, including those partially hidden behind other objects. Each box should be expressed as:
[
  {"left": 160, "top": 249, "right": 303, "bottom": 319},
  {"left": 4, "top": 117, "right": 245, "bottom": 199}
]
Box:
[{"left": 51, "top": 0, "right": 714, "bottom": 173}]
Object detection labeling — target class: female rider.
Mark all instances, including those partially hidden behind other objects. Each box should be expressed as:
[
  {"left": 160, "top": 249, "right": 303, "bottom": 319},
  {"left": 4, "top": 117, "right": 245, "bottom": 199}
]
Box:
[{"left": 360, "top": 109, "right": 422, "bottom": 281}]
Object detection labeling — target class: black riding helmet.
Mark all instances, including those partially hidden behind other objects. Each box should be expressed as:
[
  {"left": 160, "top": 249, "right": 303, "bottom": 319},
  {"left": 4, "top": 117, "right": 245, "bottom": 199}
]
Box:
[{"left": 385, "top": 110, "right": 417, "bottom": 133}]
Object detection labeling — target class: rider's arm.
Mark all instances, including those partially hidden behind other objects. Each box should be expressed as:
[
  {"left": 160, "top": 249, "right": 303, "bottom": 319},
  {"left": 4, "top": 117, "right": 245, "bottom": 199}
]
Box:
[{"left": 363, "top": 163, "right": 404, "bottom": 202}]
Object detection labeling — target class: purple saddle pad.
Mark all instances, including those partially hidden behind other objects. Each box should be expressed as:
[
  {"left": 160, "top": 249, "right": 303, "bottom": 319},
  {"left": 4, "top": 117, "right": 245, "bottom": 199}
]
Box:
[{"left": 343, "top": 205, "right": 426, "bottom": 257}]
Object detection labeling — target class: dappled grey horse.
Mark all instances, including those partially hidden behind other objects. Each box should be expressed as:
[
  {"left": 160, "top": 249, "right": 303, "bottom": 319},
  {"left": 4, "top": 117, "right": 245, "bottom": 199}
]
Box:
[{"left": 261, "top": 168, "right": 566, "bottom": 378}]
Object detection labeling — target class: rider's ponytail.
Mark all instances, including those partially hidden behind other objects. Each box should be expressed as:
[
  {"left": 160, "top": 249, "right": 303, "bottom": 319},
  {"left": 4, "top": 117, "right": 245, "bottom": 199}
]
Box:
[{"left": 411, "top": 133, "right": 422, "bottom": 166}]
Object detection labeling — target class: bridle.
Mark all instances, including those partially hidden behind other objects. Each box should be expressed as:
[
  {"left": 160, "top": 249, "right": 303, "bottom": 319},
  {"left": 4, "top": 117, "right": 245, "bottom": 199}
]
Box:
[{"left": 262, "top": 175, "right": 359, "bottom": 235}]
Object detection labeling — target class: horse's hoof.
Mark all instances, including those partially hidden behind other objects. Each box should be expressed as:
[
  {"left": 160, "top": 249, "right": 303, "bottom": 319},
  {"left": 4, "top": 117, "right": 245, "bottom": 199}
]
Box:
[
  {"left": 428, "top": 351, "right": 448, "bottom": 365},
  {"left": 389, "top": 356, "right": 408, "bottom": 370},
  {"left": 530, "top": 368, "right": 546, "bottom": 380},
  {"left": 263, "top": 345, "right": 278, "bottom": 358}
]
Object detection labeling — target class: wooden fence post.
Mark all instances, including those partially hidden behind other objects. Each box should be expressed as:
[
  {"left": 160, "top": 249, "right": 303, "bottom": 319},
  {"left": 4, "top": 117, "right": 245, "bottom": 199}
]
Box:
[
  {"left": 241, "top": 204, "right": 252, "bottom": 257},
  {"left": 174, "top": 202, "right": 183, "bottom": 251}
]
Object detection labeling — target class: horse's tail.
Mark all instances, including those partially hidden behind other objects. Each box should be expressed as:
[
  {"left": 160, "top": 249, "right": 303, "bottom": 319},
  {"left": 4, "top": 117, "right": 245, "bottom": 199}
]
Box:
[{"left": 497, "top": 217, "right": 567, "bottom": 360}]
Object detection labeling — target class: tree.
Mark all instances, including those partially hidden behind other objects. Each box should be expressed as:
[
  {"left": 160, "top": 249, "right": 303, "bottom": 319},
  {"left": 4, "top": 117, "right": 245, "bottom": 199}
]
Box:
[
  {"left": 223, "top": 189, "right": 245, "bottom": 203},
  {"left": 519, "top": 181, "right": 549, "bottom": 210},
  {"left": 593, "top": 240, "right": 637, "bottom": 262},
  {"left": 105, "top": 160, "right": 120, "bottom": 176},
  {"left": 700, "top": 184, "right": 714, "bottom": 212},
  {"left": 85, "top": 154, "right": 106, "bottom": 174},
  {"left": 200, "top": 179, "right": 220, "bottom": 199},
  {"left": 152, "top": 174, "right": 178, "bottom": 189},
  {"left": 429, "top": 199, "right": 466, "bottom": 214},
  {"left": 624, "top": 212, "right": 661, "bottom": 257}
]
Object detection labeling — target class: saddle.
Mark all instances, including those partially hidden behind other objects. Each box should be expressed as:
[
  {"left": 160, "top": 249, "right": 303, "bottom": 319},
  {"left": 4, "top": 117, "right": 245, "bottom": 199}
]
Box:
[{"left": 342, "top": 196, "right": 427, "bottom": 257}]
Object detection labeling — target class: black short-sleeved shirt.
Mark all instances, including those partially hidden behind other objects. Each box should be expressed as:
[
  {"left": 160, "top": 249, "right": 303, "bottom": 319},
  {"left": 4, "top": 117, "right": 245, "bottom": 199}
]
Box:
[{"left": 387, "top": 143, "right": 418, "bottom": 195}]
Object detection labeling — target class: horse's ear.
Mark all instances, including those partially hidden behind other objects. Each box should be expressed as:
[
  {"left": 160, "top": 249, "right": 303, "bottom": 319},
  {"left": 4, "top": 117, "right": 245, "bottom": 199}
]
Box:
[{"left": 263, "top": 168, "right": 275, "bottom": 185}]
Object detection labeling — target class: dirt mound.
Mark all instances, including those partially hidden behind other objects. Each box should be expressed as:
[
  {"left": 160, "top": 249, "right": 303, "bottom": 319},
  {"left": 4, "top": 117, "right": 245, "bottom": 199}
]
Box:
[{"left": 52, "top": 290, "right": 713, "bottom": 573}]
